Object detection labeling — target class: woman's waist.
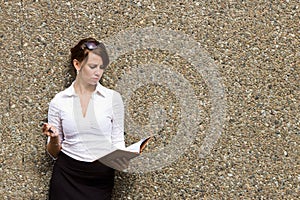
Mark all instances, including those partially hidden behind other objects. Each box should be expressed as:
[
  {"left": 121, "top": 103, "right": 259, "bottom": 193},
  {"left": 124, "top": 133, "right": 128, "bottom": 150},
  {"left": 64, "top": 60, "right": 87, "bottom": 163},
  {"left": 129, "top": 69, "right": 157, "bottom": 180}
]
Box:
[
  {"left": 56, "top": 151, "right": 115, "bottom": 177},
  {"left": 61, "top": 143, "right": 112, "bottom": 162}
]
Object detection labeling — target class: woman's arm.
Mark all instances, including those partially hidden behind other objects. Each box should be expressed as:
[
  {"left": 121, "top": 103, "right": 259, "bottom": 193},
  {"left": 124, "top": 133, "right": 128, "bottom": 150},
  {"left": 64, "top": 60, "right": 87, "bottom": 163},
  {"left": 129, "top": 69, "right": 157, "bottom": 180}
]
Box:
[
  {"left": 43, "top": 123, "right": 62, "bottom": 158},
  {"left": 111, "top": 92, "right": 125, "bottom": 149},
  {"left": 44, "top": 100, "right": 63, "bottom": 159}
]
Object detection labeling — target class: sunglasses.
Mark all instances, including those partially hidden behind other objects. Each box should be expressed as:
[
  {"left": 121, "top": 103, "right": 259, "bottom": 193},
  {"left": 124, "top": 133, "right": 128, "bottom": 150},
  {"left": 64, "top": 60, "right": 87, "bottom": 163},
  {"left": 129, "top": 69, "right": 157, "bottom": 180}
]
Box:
[{"left": 82, "top": 41, "right": 103, "bottom": 50}]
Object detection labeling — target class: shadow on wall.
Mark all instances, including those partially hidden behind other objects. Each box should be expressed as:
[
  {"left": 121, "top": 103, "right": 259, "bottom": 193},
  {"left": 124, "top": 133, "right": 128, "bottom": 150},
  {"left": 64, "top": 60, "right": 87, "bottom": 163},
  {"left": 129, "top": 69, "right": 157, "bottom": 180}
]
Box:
[{"left": 112, "top": 172, "right": 135, "bottom": 199}]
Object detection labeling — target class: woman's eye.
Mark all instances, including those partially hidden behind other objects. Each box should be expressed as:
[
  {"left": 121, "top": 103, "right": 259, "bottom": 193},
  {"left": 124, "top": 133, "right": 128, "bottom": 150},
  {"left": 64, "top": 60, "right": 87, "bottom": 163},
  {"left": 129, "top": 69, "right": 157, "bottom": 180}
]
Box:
[
  {"left": 89, "top": 65, "right": 105, "bottom": 70},
  {"left": 100, "top": 65, "right": 105, "bottom": 69}
]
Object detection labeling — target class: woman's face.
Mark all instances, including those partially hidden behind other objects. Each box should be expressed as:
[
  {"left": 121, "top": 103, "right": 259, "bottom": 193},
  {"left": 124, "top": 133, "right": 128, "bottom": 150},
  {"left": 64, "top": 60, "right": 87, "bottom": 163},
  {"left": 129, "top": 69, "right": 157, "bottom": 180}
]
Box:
[{"left": 77, "top": 52, "right": 104, "bottom": 85}]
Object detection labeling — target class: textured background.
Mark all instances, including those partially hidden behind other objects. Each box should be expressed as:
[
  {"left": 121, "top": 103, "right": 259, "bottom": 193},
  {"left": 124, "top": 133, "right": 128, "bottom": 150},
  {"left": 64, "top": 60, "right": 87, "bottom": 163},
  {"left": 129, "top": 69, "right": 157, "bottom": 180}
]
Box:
[{"left": 0, "top": 0, "right": 299, "bottom": 199}]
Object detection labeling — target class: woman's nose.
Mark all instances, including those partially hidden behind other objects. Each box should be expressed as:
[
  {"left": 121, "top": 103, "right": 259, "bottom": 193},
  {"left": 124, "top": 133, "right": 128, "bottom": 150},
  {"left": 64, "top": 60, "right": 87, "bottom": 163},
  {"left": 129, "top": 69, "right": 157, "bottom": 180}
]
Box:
[{"left": 95, "top": 68, "right": 102, "bottom": 76}]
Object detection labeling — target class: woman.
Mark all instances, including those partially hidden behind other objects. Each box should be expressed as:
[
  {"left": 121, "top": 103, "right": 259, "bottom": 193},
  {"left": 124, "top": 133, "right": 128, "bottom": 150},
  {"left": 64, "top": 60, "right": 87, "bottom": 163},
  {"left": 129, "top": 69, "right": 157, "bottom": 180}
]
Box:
[{"left": 42, "top": 38, "right": 126, "bottom": 200}]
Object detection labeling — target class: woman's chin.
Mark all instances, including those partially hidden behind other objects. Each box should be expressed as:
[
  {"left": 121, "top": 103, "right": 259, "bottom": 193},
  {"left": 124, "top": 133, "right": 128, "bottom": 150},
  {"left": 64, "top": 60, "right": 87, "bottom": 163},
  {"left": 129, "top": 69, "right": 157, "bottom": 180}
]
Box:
[{"left": 89, "top": 79, "right": 99, "bottom": 85}]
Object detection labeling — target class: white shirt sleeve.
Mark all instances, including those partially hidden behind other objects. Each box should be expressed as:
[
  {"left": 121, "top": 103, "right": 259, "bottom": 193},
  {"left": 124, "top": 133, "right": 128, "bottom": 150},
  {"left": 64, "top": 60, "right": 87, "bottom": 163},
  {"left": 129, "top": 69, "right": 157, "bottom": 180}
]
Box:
[
  {"left": 46, "top": 99, "right": 64, "bottom": 159},
  {"left": 111, "top": 91, "right": 125, "bottom": 149}
]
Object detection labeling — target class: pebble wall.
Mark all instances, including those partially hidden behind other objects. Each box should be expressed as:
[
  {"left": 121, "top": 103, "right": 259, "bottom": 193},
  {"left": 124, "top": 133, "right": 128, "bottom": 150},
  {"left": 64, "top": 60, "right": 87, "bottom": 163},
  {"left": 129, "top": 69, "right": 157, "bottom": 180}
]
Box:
[{"left": 0, "top": 0, "right": 299, "bottom": 199}]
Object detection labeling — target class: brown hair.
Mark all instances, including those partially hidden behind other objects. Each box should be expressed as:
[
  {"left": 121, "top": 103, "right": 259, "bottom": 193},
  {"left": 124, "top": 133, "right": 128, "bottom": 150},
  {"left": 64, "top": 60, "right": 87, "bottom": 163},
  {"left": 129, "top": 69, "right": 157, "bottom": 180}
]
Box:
[{"left": 65, "top": 37, "right": 109, "bottom": 87}]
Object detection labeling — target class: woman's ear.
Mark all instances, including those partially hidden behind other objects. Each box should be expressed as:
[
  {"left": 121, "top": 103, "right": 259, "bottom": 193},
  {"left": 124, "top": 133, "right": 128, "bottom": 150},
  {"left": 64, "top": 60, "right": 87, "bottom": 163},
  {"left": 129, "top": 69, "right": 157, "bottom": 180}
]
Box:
[{"left": 73, "top": 59, "right": 81, "bottom": 72}]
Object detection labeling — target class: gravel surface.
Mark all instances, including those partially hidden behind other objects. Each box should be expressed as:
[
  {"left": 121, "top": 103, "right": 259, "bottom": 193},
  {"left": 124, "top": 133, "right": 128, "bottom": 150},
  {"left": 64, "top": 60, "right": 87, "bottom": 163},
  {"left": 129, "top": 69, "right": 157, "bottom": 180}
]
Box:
[{"left": 0, "top": 0, "right": 299, "bottom": 199}]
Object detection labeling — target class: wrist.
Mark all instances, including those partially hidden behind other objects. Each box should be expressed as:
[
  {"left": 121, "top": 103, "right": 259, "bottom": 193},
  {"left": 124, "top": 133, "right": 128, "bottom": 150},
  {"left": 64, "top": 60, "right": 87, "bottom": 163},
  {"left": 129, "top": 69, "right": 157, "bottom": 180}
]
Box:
[
  {"left": 50, "top": 142, "right": 60, "bottom": 146},
  {"left": 49, "top": 138, "right": 60, "bottom": 146}
]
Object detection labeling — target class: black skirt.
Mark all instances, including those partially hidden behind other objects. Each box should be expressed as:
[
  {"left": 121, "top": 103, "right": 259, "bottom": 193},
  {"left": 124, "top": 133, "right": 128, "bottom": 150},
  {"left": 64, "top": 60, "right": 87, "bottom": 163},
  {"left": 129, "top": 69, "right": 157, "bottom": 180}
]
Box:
[{"left": 49, "top": 152, "right": 115, "bottom": 200}]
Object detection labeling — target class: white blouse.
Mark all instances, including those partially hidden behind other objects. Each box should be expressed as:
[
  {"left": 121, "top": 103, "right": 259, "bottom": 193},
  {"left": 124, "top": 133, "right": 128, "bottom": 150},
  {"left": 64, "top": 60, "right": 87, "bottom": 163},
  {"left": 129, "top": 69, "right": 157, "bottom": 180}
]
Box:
[{"left": 47, "top": 82, "right": 125, "bottom": 162}]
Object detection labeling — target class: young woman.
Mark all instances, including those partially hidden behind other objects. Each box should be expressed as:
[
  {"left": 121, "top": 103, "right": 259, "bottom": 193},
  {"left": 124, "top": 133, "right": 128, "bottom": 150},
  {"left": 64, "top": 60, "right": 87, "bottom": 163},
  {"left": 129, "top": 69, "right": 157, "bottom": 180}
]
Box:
[{"left": 42, "top": 38, "right": 125, "bottom": 200}]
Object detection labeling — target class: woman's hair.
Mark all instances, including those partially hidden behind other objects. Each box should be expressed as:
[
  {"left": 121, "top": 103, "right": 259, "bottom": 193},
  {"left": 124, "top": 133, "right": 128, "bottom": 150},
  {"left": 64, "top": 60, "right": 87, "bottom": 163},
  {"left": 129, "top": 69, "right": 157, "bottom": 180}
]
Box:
[{"left": 65, "top": 37, "right": 109, "bottom": 87}]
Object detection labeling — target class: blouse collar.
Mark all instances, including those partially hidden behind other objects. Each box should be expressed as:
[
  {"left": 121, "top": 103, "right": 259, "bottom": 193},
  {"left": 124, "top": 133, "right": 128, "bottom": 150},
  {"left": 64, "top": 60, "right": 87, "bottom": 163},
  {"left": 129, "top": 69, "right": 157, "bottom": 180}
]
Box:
[{"left": 64, "top": 81, "right": 107, "bottom": 97}]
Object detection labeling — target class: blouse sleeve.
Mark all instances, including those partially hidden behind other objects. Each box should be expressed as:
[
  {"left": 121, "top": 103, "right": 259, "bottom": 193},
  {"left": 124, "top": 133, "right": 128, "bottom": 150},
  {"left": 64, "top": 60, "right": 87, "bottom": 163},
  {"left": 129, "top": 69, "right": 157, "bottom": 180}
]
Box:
[
  {"left": 111, "top": 91, "right": 125, "bottom": 149},
  {"left": 47, "top": 99, "right": 64, "bottom": 145}
]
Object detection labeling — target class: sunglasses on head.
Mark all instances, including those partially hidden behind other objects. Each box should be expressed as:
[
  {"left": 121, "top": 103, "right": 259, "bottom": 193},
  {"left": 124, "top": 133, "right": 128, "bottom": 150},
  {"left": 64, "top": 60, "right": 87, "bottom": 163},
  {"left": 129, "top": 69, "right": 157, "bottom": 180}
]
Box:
[{"left": 82, "top": 41, "right": 103, "bottom": 50}]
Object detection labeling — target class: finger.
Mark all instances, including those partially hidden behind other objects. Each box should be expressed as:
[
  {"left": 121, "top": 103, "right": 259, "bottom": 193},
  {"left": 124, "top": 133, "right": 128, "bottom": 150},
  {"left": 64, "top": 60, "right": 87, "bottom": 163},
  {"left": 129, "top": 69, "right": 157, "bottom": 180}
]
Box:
[
  {"left": 48, "top": 127, "right": 54, "bottom": 133},
  {"left": 51, "top": 132, "right": 59, "bottom": 138},
  {"left": 42, "top": 123, "right": 58, "bottom": 137},
  {"left": 42, "top": 123, "right": 48, "bottom": 132},
  {"left": 117, "top": 158, "right": 128, "bottom": 169},
  {"left": 122, "top": 157, "right": 129, "bottom": 165},
  {"left": 50, "top": 128, "right": 59, "bottom": 138},
  {"left": 47, "top": 124, "right": 56, "bottom": 133},
  {"left": 115, "top": 158, "right": 124, "bottom": 167},
  {"left": 42, "top": 123, "right": 52, "bottom": 132},
  {"left": 110, "top": 160, "right": 123, "bottom": 171},
  {"left": 43, "top": 131, "right": 51, "bottom": 137}
]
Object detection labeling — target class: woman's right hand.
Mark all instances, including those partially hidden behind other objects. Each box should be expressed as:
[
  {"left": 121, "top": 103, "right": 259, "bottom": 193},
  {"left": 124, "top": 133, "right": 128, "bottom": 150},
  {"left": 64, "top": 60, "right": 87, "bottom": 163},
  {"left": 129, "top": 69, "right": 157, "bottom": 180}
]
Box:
[
  {"left": 42, "top": 123, "right": 59, "bottom": 138},
  {"left": 42, "top": 123, "right": 61, "bottom": 158}
]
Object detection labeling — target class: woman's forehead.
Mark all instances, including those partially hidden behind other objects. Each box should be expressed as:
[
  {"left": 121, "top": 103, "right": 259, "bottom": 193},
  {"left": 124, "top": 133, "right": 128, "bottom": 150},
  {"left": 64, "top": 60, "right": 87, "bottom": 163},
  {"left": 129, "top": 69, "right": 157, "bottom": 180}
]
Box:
[{"left": 86, "top": 52, "right": 103, "bottom": 64}]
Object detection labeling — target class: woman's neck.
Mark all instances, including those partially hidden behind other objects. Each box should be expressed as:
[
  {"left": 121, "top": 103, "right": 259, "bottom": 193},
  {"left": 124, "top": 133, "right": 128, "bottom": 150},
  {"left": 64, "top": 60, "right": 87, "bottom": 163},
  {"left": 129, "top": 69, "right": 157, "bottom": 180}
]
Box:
[{"left": 74, "top": 78, "right": 96, "bottom": 95}]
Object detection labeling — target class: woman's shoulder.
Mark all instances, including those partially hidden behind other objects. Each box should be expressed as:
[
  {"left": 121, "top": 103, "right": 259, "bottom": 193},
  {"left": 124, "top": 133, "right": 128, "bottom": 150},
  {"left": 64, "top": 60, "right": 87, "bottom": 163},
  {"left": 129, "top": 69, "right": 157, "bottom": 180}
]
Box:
[
  {"left": 50, "top": 86, "right": 74, "bottom": 104},
  {"left": 97, "top": 83, "right": 122, "bottom": 97}
]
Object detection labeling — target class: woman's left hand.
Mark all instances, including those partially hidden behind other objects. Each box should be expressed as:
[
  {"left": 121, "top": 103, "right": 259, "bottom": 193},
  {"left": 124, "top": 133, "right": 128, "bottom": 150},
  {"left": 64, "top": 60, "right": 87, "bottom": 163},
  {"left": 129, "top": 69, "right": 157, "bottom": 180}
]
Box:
[{"left": 110, "top": 157, "right": 130, "bottom": 171}]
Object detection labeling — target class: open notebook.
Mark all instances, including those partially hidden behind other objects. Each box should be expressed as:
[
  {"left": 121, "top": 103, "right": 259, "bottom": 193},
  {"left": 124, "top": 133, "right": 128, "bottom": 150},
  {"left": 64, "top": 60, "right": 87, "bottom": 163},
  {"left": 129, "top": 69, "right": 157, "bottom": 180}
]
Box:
[{"left": 98, "top": 136, "right": 152, "bottom": 171}]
